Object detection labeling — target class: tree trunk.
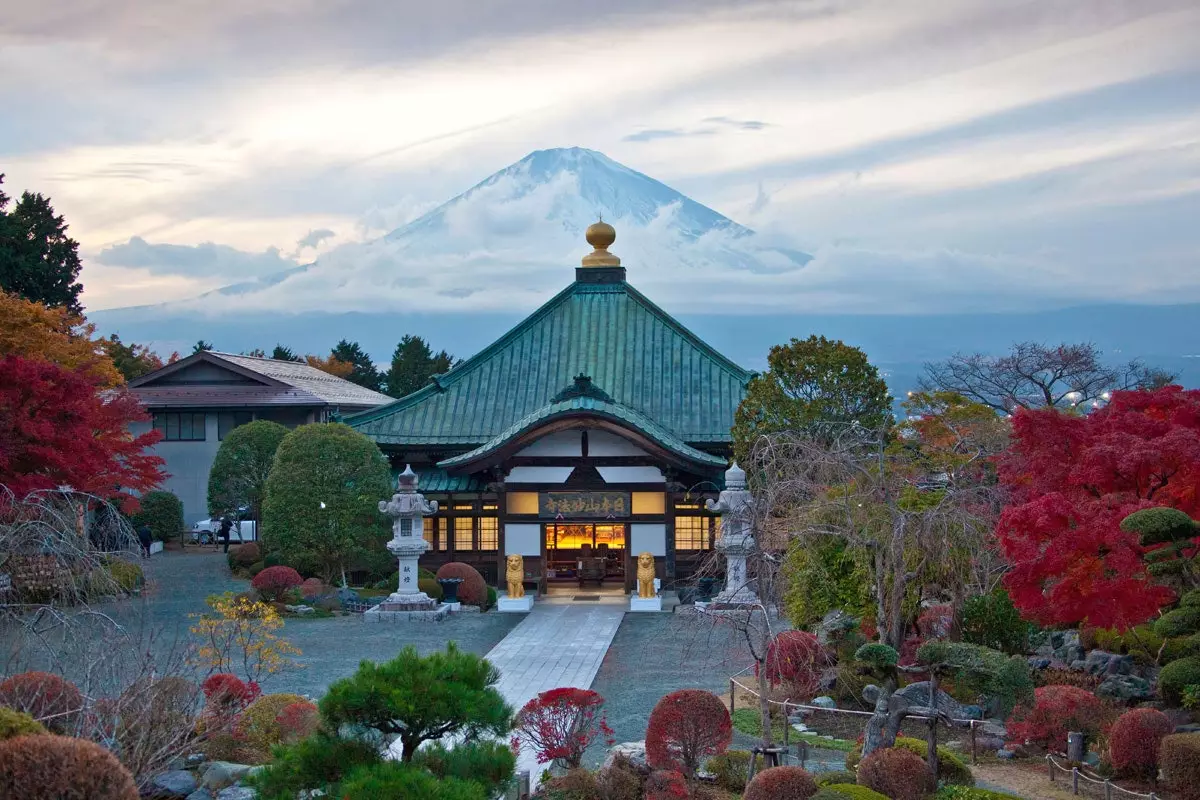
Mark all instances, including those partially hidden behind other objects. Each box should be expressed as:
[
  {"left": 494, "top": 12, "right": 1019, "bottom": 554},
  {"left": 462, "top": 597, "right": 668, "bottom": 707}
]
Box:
[
  {"left": 926, "top": 670, "right": 940, "bottom": 781},
  {"left": 757, "top": 662, "right": 774, "bottom": 748},
  {"left": 862, "top": 676, "right": 898, "bottom": 756}
]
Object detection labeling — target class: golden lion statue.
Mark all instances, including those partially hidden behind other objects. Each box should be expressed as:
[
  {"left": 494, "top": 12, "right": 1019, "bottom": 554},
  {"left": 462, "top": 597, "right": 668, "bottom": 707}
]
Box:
[
  {"left": 637, "top": 552, "right": 656, "bottom": 598},
  {"left": 506, "top": 554, "right": 525, "bottom": 599}
]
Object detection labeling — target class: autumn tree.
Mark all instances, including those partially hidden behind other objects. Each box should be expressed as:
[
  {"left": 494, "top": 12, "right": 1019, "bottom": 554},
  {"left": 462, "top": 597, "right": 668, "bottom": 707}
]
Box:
[
  {"left": 921, "top": 341, "right": 1173, "bottom": 413},
  {"left": 0, "top": 354, "right": 164, "bottom": 503},
  {"left": 0, "top": 175, "right": 84, "bottom": 314},
  {"left": 385, "top": 335, "right": 455, "bottom": 398},
  {"left": 996, "top": 386, "right": 1200, "bottom": 630},
  {"left": 304, "top": 353, "right": 354, "bottom": 379},
  {"left": 98, "top": 334, "right": 168, "bottom": 381},
  {"left": 732, "top": 335, "right": 892, "bottom": 462},
  {"left": 0, "top": 290, "right": 122, "bottom": 387},
  {"left": 330, "top": 339, "right": 382, "bottom": 392}
]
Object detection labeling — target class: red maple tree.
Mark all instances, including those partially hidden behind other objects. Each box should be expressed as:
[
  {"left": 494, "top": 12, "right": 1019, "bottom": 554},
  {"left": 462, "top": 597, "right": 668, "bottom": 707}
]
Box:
[
  {"left": 512, "top": 687, "right": 614, "bottom": 768},
  {"left": 996, "top": 386, "right": 1200, "bottom": 629},
  {"left": 0, "top": 354, "right": 164, "bottom": 506}
]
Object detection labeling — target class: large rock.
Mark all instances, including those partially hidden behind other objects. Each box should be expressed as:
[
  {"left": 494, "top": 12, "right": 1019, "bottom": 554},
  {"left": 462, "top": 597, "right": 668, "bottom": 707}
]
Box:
[
  {"left": 215, "top": 788, "right": 256, "bottom": 800},
  {"left": 201, "top": 762, "right": 253, "bottom": 792},
  {"left": 602, "top": 741, "right": 649, "bottom": 773},
  {"left": 1084, "top": 650, "right": 1133, "bottom": 677},
  {"left": 979, "top": 719, "right": 1008, "bottom": 740},
  {"left": 815, "top": 610, "right": 859, "bottom": 645},
  {"left": 147, "top": 770, "right": 198, "bottom": 798},
  {"left": 811, "top": 696, "right": 837, "bottom": 710},
  {"left": 1097, "top": 674, "right": 1153, "bottom": 702},
  {"left": 1055, "top": 644, "right": 1086, "bottom": 664},
  {"left": 893, "top": 681, "right": 983, "bottom": 720}
]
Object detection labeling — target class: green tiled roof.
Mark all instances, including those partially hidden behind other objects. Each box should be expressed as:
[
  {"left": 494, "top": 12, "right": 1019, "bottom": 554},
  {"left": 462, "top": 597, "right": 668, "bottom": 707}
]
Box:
[
  {"left": 392, "top": 466, "right": 486, "bottom": 493},
  {"left": 438, "top": 394, "right": 728, "bottom": 469},
  {"left": 348, "top": 278, "right": 750, "bottom": 448}
]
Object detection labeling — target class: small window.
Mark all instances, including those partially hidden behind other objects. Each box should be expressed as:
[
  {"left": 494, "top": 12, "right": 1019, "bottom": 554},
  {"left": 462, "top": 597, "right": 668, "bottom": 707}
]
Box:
[
  {"left": 423, "top": 518, "right": 444, "bottom": 551},
  {"left": 454, "top": 517, "right": 474, "bottom": 552},
  {"left": 218, "top": 411, "right": 254, "bottom": 440},
  {"left": 479, "top": 517, "right": 498, "bottom": 551},
  {"left": 675, "top": 516, "right": 713, "bottom": 551},
  {"left": 152, "top": 412, "right": 206, "bottom": 441}
]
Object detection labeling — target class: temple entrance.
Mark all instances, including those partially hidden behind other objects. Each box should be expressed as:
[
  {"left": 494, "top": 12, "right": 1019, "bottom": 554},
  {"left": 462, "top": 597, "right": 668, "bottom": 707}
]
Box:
[{"left": 544, "top": 523, "right": 627, "bottom": 590}]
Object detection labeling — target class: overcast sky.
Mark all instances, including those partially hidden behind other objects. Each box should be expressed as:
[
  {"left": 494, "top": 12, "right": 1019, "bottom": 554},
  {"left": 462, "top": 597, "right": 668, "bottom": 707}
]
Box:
[{"left": 2, "top": 0, "right": 1198, "bottom": 313}]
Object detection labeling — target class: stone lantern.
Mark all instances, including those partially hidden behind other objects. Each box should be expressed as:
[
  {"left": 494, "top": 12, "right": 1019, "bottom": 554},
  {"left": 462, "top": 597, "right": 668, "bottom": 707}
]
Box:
[
  {"left": 375, "top": 465, "right": 438, "bottom": 611},
  {"left": 705, "top": 462, "right": 759, "bottom": 606}
]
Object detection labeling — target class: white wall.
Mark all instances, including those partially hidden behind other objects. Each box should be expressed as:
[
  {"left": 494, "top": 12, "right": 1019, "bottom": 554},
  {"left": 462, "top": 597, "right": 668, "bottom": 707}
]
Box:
[
  {"left": 587, "top": 430, "right": 648, "bottom": 457},
  {"left": 506, "top": 466, "right": 573, "bottom": 484},
  {"left": 505, "top": 523, "right": 543, "bottom": 556},
  {"left": 596, "top": 466, "right": 664, "bottom": 483},
  {"left": 514, "top": 430, "right": 581, "bottom": 457},
  {"left": 630, "top": 523, "right": 666, "bottom": 557},
  {"left": 135, "top": 414, "right": 221, "bottom": 525}
]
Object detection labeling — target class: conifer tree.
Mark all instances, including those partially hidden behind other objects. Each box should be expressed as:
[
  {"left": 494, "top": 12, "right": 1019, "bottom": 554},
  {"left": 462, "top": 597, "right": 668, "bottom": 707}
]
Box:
[{"left": 0, "top": 175, "right": 84, "bottom": 314}]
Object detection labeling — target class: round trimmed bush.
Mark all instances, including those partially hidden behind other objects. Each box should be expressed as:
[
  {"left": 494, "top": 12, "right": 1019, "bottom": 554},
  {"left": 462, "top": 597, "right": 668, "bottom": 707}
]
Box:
[
  {"left": 1109, "top": 707, "right": 1173, "bottom": 778},
  {"left": 130, "top": 490, "right": 184, "bottom": 542},
  {"left": 644, "top": 770, "right": 688, "bottom": 800},
  {"left": 0, "top": 734, "right": 138, "bottom": 799},
  {"left": 857, "top": 747, "right": 935, "bottom": 800},
  {"left": 1155, "top": 607, "right": 1200, "bottom": 639},
  {"left": 418, "top": 577, "right": 443, "bottom": 601},
  {"left": 276, "top": 700, "right": 320, "bottom": 744},
  {"left": 104, "top": 559, "right": 143, "bottom": 593},
  {"left": 1161, "top": 733, "right": 1200, "bottom": 800},
  {"left": 238, "top": 693, "right": 309, "bottom": 760},
  {"left": 248, "top": 560, "right": 266, "bottom": 577},
  {"left": 435, "top": 562, "right": 487, "bottom": 607},
  {"left": 299, "top": 577, "right": 328, "bottom": 600},
  {"left": 706, "top": 750, "right": 753, "bottom": 792},
  {"left": 745, "top": 765, "right": 818, "bottom": 800},
  {"left": 0, "top": 671, "right": 83, "bottom": 734},
  {"left": 646, "top": 689, "right": 732, "bottom": 778},
  {"left": 1158, "top": 657, "right": 1200, "bottom": 707},
  {"left": 1007, "top": 685, "right": 1116, "bottom": 752},
  {"left": 0, "top": 708, "right": 46, "bottom": 740},
  {"left": 888, "top": 736, "right": 974, "bottom": 786},
  {"left": 816, "top": 771, "right": 859, "bottom": 787},
  {"left": 230, "top": 542, "right": 261, "bottom": 568},
  {"left": 251, "top": 565, "right": 304, "bottom": 601}
]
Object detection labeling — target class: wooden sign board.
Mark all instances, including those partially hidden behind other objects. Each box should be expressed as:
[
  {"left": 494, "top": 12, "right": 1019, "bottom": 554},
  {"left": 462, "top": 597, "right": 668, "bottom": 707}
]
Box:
[{"left": 539, "top": 492, "right": 631, "bottom": 519}]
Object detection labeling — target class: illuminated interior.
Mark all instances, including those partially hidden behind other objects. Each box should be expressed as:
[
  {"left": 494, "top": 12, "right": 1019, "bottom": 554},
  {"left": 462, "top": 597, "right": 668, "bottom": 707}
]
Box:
[{"left": 544, "top": 523, "right": 628, "bottom": 580}]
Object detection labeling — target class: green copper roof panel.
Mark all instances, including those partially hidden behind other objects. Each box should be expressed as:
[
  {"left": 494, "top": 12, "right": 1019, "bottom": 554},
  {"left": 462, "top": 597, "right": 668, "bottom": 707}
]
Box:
[
  {"left": 348, "top": 279, "right": 751, "bottom": 446},
  {"left": 391, "top": 466, "right": 486, "bottom": 493}
]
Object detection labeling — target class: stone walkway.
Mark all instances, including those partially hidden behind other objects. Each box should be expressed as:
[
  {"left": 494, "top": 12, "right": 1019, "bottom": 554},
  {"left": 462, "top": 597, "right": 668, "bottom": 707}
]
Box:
[{"left": 486, "top": 596, "right": 628, "bottom": 777}]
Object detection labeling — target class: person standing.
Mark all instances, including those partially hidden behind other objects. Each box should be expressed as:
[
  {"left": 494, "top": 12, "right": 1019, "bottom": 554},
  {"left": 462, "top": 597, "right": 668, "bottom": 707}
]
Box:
[
  {"left": 136, "top": 524, "right": 153, "bottom": 559},
  {"left": 219, "top": 515, "right": 234, "bottom": 554}
]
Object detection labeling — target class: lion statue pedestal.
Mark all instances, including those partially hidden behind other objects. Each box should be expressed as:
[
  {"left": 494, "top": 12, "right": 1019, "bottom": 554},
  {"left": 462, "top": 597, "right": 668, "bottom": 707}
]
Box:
[
  {"left": 630, "top": 551, "right": 663, "bottom": 612},
  {"left": 497, "top": 554, "right": 535, "bottom": 612}
]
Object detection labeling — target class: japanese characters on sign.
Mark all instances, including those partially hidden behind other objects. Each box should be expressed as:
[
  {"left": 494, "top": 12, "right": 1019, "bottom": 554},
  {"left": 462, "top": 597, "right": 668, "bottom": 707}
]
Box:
[{"left": 538, "top": 491, "right": 631, "bottom": 518}]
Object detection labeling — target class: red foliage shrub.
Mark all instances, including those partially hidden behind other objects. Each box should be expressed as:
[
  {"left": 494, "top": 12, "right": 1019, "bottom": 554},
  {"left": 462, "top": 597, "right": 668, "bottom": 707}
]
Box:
[
  {"left": 857, "top": 747, "right": 935, "bottom": 800},
  {"left": 230, "top": 542, "right": 260, "bottom": 567},
  {"left": 1109, "top": 708, "right": 1174, "bottom": 778},
  {"left": 200, "top": 673, "right": 260, "bottom": 725},
  {"left": 0, "top": 734, "right": 138, "bottom": 799},
  {"left": 762, "top": 631, "right": 828, "bottom": 699},
  {"left": 0, "top": 671, "right": 83, "bottom": 734},
  {"left": 744, "top": 765, "right": 819, "bottom": 800},
  {"left": 251, "top": 565, "right": 303, "bottom": 601},
  {"left": 514, "top": 687, "right": 614, "bottom": 768},
  {"left": 435, "top": 562, "right": 487, "bottom": 606},
  {"left": 645, "top": 689, "right": 732, "bottom": 779},
  {"left": 276, "top": 700, "right": 319, "bottom": 744},
  {"left": 1032, "top": 668, "right": 1100, "bottom": 690},
  {"left": 644, "top": 770, "right": 688, "bottom": 800},
  {"left": 1161, "top": 733, "right": 1200, "bottom": 800},
  {"left": 299, "top": 577, "right": 327, "bottom": 599},
  {"left": 918, "top": 604, "right": 953, "bottom": 640},
  {"left": 1007, "top": 685, "right": 1117, "bottom": 753}
]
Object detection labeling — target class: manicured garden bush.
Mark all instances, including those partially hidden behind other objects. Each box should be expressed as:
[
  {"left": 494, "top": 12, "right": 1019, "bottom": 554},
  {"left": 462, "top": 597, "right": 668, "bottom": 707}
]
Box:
[
  {"left": 104, "top": 559, "right": 143, "bottom": 593},
  {"left": 0, "top": 734, "right": 138, "bottom": 799},
  {"left": 435, "top": 562, "right": 488, "bottom": 607},
  {"left": 277, "top": 700, "right": 320, "bottom": 744},
  {"left": 338, "top": 760, "right": 488, "bottom": 800},
  {"left": 763, "top": 631, "right": 827, "bottom": 699},
  {"left": 961, "top": 588, "right": 1034, "bottom": 654},
  {"left": 238, "top": 693, "right": 309, "bottom": 760},
  {"left": 251, "top": 565, "right": 304, "bottom": 602},
  {"left": 744, "top": 765, "right": 818, "bottom": 800},
  {"left": 419, "top": 577, "right": 444, "bottom": 601},
  {"left": 1109, "top": 707, "right": 1174, "bottom": 778},
  {"left": 248, "top": 560, "right": 266, "bottom": 577},
  {"left": 229, "top": 542, "right": 261, "bottom": 568},
  {"left": 934, "top": 788, "right": 1018, "bottom": 800},
  {"left": 857, "top": 747, "right": 935, "bottom": 800},
  {"left": 130, "top": 489, "right": 183, "bottom": 542},
  {"left": 487, "top": 586, "right": 497, "bottom": 610},
  {"left": 1156, "top": 607, "right": 1200, "bottom": 639},
  {"left": 1160, "top": 733, "right": 1200, "bottom": 800},
  {"left": 0, "top": 708, "right": 46, "bottom": 740},
  {"left": 299, "top": 577, "right": 328, "bottom": 600},
  {"left": 644, "top": 770, "right": 688, "bottom": 800},
  {"left": 514, "top": 687, "right": 613, "bottom": 768},
  {"left": 207, "top": 418, "right": 289, "bottom": 535},
  {"left": 646, "top": 689, "right": 732, "bottom": 778},
  {"left": 706, "top": 750, "right": 753, "bottom": 792},
  {"left": 819, "top": 785, "right": 889, "bottom": 800},
  {"left": 890, "top": 735, "right": 974, "bottom": 786},
  {"left": 597, "top": 753, "right": 645, "bottom": 800},
  {"left": 245, "top": 731, "right": 382, "bottom": 799},
  {"left": 1159, "top": 656, "right": 1200, "bottom": 706},
  {"left": 412, "top": 740, "right": 516, "bottom": 798},
  {"left": 1007, "top": 685, "right": 1116, "bottom": 752},
  {"left": 539, "top": 768, "right": 602, "bottom": 799},
  {"left": 0, "top": 671, "right": 83, "bottom": 734},
  {"left": 816, "top": 770, "right": 858, "bottom": 787}
]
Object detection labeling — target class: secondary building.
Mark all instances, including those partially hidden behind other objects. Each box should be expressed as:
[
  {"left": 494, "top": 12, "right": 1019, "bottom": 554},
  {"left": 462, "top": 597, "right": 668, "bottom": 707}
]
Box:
[
  {"left": 129, "top": 351, "right": 392, "bottom": 523},
  {"left": 347, "top": 222, "right": 751, "bottom": 592}
]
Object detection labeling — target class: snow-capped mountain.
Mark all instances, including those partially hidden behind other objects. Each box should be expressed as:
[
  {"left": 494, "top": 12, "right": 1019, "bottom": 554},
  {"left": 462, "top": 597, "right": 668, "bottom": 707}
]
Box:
[{"left": 180, "top": 146, "right": 810, "bottom": 312}]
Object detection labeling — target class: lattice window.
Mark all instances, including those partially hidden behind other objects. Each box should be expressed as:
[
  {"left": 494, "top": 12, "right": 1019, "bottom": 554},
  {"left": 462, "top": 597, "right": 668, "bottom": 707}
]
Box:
[{"left": 675, "top": 516, "right": 713, "bottom": 550}]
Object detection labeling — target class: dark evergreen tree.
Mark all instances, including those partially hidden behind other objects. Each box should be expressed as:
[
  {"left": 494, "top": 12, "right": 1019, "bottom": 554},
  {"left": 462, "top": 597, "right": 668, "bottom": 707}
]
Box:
[
  {"left": 193, "top": 340, "right": 214, "bottom": 353},
  {"left": 330, "top": 339, "right": 382, "bottom": 392},
  {"left": 271, "top": 344, "right": 303, "bottom": 362},
  {"left": 0, "top": 175, "right": 84, "bottom": 314},
  {"left": 385, "top": 335, "right": 456, "bottom": 398}
]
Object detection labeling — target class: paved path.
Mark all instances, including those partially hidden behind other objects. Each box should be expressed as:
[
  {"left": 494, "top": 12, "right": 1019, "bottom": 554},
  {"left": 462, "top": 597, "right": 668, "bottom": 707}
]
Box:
[{"left": 486, "top": 596, "right": 627, "bottom": 777}]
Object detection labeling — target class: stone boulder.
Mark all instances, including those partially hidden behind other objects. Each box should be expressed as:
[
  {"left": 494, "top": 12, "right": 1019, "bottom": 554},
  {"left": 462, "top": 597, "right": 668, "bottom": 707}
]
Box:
[
  {"left": 201, "top": 762, "right": 253, "bottom": 792},
  {"left": 147, "top": 770, "right": 198, "bottom": 798},
  {"left": 1097, "top": 674, "right": 1153, "bottom": 702},
  {"left": 1083, "top": 650, "right": 1133, "bottom": 677},
  {"left": 893, "top": 681, "right": 983, "bottom": 720},
  {"left": 215, "top": 787, "right": 255, "bottom": 800},
  {"left": 602, "top": 741, "right": 649, "bottom": 773},
  {"left": 811, "top": 696, "right": 837, "bottom": 709},
  {"left": 185, "top": 791, "right": 213, "bottom": 800}
]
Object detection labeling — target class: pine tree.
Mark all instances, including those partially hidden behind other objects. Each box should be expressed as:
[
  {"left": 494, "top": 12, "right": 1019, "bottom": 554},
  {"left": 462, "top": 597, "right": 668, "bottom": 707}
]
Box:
[
  {"left": 193, "top": 340, "right": 214, "bottom": 353},
  {"left": 271, "top": 344, "right": 302, "bottom": 362},
  {"left": 385, "top": 335, "right": 455, "bottom": 398},
  {"left": 330, "top": 339, "right": 382, "bottom": 392},
  {"left": 0, "top": 175, "right": 84, "bottom": 314}
]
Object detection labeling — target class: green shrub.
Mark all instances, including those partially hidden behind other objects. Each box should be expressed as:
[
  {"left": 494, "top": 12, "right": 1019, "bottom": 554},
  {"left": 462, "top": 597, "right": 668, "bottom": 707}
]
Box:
[
  {"left": 0, "top": 708, "right": 46, "bottom": 740},
  {"left": 816, "top": 770, "right": 858, "bottom": 787},
  {"left": 1182, "top": 590, "right": 1200, "bottom": 609},
  {"left": 340, "top": 761, "right": 487, "bottom": 800},
  {"left": 822, "top": 784, "right": 889, "bottom": 800},
  {"left": 419, "top": 566, "right": 436, "bottom": 580},
  {"left": 814, "top": 791, "right": 847, "bottom": 800},
  {"left": 247, "top": 731, "right": 381, "bottom": 800},
  {"left": 782, "top": 537, "right": 872, "bottom": 628},
  {"left": 130, "top": 490, "right": 184, "bottom": 542},
  {"left": 238, "top": 693, "right": 309, "bottom": 761},
  {"left": 1156, "top": 607, "right": 1200, "bottom": 639},
  {"left": 419, "top": 577, "right": 443, "bottom": 601},
  {"left": 248, "top": 560, "right": 266, "bottom": 577},
  {"left": 854, "top": 643, "right": 898, "bottom": 670},
  {"left": 412, "top": 740, "right": 514, "bottom": 797},
  {"left": 0, "top": 735, "right": 139, "bottom": 799},
  {"left": 1160, "top": 733, "right": 1200, "bottom": 800},
  {"left": 706, "top": 750, "right": 753, "bottom": 792},
  {"left": 207, "top": 418, "right": 289, "bottom": 528},
  {"left": 935, "top": 788, "right": 1019, "bottom": 800},
  {"left": 961, "top": 589, "right": 1033, "bottom": 654},
  {"left": 105, "top": 559, "right": 143, "bottom": 593},
  {"left": 263, "top": 551, "right": 283, "bottom": 568},
  {"left": 1159, "top": 657, "right": 1200, "bottom": 706}
]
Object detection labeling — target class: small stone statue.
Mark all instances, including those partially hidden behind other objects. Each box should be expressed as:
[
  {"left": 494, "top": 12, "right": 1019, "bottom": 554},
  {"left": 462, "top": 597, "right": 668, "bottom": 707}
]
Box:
[
  {"left": 506, "top": 554, "right": 525, "bottom": 599},
  {"left": 637, "top": 552, "right": 656, "bottom": 598}
]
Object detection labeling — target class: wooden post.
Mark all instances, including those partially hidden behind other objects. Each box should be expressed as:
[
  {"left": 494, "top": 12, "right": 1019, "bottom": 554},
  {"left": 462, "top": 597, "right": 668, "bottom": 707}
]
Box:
[
  {"left": 926, "top": 715, "right": 939, "bottom": 783},
  {"left": 1104, "top": 780, "right": 1113, "bottom": 800},
  {"left": 783, "top": 702, "right": 790, "bottom": 749},
  {"left": 799, "top": 739, "right": 808, "bottom": 770},
  {"left": 1072, "top": 767, "right": 1080, "bottom": 795},
  {"left": 730, "top": 679, "right": 736, "bottom": 715},
  {"left": 970, "top": 720, "right": 978, "bottom": 765},
  {"left": 1047, "top": 755, "right": 1054, "bottom": 782}
]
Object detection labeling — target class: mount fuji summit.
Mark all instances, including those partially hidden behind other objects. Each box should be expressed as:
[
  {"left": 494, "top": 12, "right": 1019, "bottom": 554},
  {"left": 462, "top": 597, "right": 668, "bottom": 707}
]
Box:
[{"left": 158, "top": 147, "right": 811, "bottom": 315}]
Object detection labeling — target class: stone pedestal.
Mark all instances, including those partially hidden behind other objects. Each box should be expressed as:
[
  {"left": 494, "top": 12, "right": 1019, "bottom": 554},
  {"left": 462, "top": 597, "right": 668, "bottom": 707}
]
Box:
[
  {"left": 706, "top": 463, "right": 760, "bottom": 607},
  {"left": 364, "top": 604, "right": 450, "bottom": 623},
  {"left": 630, "top": 595, "right": 663, "bottom": 612},
  {"left": 497, "top": 593, "right": 535, "bottom": 613}
]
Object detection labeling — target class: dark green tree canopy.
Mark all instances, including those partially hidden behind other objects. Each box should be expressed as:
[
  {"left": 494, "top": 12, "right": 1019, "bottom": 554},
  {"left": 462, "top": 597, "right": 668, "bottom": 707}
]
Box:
[
  {"left": 207, "top": 419, "right": 289, "bottom": 521},
  {"left": 193, "top": 340, "right": 213, "bottom": 353},
  {"left": 732, "top": 335, "right": 893, "bottom": 460},
  {"left": 0, "top": 175, "right": 84, "bottom": 314},
  {"left": 99, "top": 334, "right": 164, "bottom": 381},
  {"left": 319, "top": 643, "right": 512, "bottom": 762},
  {"left": 331, "top": 339, "right": 383, "bottom": 392},
  {"left": 385, "top": 335, "right": 455, "bottom": 398},
  {"left": 271, "top": 344, "right": 302, "bottom": 362},
  {"left": 130, "top": 490, "right": 184, "bottom": 542},
  {"left": 261, "top": 422, "right": 391, "bottom": 583}
]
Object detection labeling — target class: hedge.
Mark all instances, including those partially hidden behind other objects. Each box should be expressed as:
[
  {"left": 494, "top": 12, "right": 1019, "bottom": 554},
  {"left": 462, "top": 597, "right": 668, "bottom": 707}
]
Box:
[{"left": 130, "top": 490, "right": 183, "bottom": 542}]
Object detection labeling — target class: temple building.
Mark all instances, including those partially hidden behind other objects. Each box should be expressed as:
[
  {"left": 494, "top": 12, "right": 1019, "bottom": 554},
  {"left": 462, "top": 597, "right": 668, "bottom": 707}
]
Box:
[{"left": 347, "top": 222, "right": 751, "bottom": 593}]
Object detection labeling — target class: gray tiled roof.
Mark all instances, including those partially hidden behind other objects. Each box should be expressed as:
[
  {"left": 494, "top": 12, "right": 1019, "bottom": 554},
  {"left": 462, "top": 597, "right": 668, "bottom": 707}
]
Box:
[{"left": 211, "top": 353, "right": 393, "bottom": 406}]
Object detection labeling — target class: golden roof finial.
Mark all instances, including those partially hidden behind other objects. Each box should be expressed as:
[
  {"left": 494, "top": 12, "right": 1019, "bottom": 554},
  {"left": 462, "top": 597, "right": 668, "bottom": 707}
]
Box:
[{"left": 582, "top": 217, "right": 620, "bottom": 267}]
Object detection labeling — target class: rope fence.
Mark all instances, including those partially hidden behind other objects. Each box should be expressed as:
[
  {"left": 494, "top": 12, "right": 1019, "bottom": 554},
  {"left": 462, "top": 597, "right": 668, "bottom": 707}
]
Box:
[{"left": 1046, "top": 755, "right": 1159, "bottom": 800}]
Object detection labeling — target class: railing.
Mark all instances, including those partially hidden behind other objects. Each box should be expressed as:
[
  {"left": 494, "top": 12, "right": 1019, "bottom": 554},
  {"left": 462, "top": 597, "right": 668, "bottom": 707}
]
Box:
[{"left": 1046, "top": 755, "right": 1160, "bottom": 799}]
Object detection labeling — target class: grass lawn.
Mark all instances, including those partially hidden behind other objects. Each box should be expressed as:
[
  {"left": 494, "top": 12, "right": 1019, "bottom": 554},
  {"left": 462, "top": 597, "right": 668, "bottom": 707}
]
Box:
[{"left": 730, "top": 708, "right": 858, "bottom": 752}]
